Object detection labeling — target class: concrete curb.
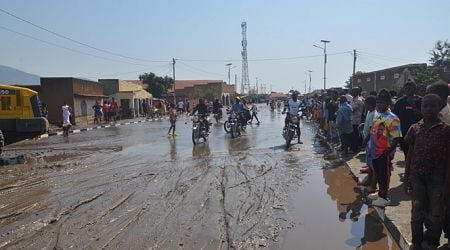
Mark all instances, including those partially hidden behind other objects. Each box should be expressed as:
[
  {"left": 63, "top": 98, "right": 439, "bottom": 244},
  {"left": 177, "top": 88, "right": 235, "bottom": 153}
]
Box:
[
  {"left": 342, "top": 157, "right": 411, "bottom": 250},
  {"left": 317, "top": 132, "right": 411, "bottom": 250},
  {"left": 39, "top": 116, "right": 169, "bottom": 139}
]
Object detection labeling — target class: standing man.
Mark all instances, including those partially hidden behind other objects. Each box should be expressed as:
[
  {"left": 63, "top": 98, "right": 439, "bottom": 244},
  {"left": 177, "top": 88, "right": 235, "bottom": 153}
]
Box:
[
  {"left": 185, "top": 98, "right": 190, "bottom": 113},
  {"left": 110, "top": 98, "right": 118, "bottom": 122},
  {"left": 336, "top": 95, "right": 353, "bottom": 154},
  {"left": 62, "top": 102, "right": 72, "bottom": 137},
  {"left": 350, "top": 87, "right": 364, "bottom": 153},
  {"left": 393, "top": 80, "right": 422, "bottom": 158},
  {"left": 92, "top": 101, "right": 102, "bottom": 125},
  {"left": 177, "top": 98, "right": 184, "bottom": 115}
]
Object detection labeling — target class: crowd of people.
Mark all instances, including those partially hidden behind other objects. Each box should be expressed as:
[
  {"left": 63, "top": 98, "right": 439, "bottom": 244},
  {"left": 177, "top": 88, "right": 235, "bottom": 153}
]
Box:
[{"left": 309, "top": 81, "right": 450, "bottom": 249}]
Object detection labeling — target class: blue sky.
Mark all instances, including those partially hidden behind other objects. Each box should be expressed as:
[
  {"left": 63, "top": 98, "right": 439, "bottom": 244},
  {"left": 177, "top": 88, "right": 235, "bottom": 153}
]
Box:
[{"left": 0, "top": 0, "right": 448, "bottom": 93}]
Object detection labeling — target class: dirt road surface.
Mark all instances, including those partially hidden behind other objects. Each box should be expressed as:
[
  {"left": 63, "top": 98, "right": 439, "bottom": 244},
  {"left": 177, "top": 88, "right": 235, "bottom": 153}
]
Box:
[{"left": 0, "top": 106, "right": 398, "bottom": 249}]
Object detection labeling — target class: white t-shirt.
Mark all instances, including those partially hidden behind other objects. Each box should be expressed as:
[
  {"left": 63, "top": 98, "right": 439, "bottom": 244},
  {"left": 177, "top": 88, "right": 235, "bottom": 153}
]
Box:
[
  {"left": 178, "top": 101, "right": 184, "bottom": 109},
  {"left": 62, "top": 105, "right": 71, "bottom": 126},
  {"left": 287, "top": 99, "right": 301, "bottom": 115}
]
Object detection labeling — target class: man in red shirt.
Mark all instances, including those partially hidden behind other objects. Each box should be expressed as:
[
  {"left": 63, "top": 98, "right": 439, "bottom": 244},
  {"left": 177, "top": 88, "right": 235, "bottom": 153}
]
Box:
[{"left": 110, "top": 98, "right": 118, "bottom": 122}]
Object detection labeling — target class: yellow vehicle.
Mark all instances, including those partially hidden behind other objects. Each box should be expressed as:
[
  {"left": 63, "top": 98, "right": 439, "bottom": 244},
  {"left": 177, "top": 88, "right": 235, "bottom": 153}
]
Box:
[{"left": 0, "top": 84, "right": 49, "bottom": 154}]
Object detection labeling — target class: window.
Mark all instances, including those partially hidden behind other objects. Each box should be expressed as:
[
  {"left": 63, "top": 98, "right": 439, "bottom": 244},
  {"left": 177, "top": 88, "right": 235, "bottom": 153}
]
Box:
[
  {"left": 380, "top": 75, "right": 386, "bottom": 80},
  {"left": 357, "top": 79, "right": 362, "bottom": 83},
  {"left": 366, "top": 77, "right": 371, "bottom": 82},
  {"left": 394, "top": 73, "right": 400, "bottom": 79},
  {"left": 1, "top": 96, "right": 12, "bottom": 110}
]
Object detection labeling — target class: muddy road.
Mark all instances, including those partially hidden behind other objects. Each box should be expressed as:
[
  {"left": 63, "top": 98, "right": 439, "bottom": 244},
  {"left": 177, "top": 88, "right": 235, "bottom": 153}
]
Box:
[{"left": 0, "top": 106, "right": 398, "bottom": 249}]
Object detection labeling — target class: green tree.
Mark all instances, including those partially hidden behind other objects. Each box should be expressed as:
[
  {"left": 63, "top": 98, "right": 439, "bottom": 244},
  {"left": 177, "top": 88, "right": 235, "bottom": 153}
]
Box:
[
  {"left": 410, "top": 67, "right": 441, "bottom": 85},
  {"left": 344, "top": 71, "right": 364, "bottom": 89},
  {"left": 139, "top": 72, "right": 174, "bottom": 98},
  {"left": 429, "top": 40, "right": 450, "bottom": 69}
]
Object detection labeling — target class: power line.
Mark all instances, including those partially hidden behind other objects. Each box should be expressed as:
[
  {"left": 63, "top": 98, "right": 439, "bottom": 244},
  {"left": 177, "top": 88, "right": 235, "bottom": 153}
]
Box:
[
  {"left": 88, "top": 63, "right": 171, "bottom": 79},
  {"left": 178, "top": 51, "right": 352, "bottom": 62},
  {"left": 0, "top": 25, "right": 152, "bottom": 67},
  {"left": 0, "top": 7, "right": 167, "bottom": 63},
  {"left": 177, "top": 61, "right": 226, "bottom": 77}
]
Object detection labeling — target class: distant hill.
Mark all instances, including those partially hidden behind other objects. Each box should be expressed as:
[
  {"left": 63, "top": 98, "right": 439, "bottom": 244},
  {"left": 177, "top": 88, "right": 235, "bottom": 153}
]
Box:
[{"left": 0, "top": 65, "right": 40, "bottom": 85}]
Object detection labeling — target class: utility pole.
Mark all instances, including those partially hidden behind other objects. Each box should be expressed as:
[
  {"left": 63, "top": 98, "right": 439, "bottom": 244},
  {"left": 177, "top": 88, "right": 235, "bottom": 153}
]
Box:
[
  {"left": 352, "top": 49, "right": 357, "bottom": 89},
  {"left": 256, "top": 77, "right": 259, "bottom": 94},
  {"left": 304, "top": 80, "right": 307, "bottom": 94},
  {"left": 172, "top": 58, "right": 176, "bottom": 102},
  {"left": 226, "top": 63, "right": 232, "bottom": 85},
  {"left": 307, "top": 70, "right": 312, "bottom": 94}
]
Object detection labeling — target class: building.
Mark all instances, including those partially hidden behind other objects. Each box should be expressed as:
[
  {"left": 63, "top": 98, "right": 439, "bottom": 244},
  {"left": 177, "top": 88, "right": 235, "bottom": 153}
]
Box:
[
  {"left": 40, "top": 77, "right": 106, "bottom": 125},
  {"left": 98, "top": 79, "right": 152, "bottom": 118},
  {"left": 353, "top": 64, "right": 427, "bottom": 92},
  {"left": 268, "top": 92, "right": 288, "bottom": 101},
  {"left": 172, "top": 80, "right": 236, "bottom": 106}
]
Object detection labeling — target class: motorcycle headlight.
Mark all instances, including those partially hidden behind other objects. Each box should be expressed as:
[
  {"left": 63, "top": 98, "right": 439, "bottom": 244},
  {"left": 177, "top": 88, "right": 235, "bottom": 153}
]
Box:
[
  {"left": 291, "top": 116, "right": 298, "bottom": 123},
  {"left": 192, "top": 116, "right": 199, "bottom": 122},
  {"left": 231, "top": 113, "right": 237, "bottom": 119}
]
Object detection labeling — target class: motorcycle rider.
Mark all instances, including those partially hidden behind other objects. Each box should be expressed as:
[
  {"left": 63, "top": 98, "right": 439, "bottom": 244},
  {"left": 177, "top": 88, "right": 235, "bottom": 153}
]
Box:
[
  {"left": 191, "top": 98, "right": 210, "bottom": 133},
  {"left": 231, "top": 97, "right": 245, "bottom": 126},
  {"left": 283, "top": 91, "right": 303, "bottom": 144}
]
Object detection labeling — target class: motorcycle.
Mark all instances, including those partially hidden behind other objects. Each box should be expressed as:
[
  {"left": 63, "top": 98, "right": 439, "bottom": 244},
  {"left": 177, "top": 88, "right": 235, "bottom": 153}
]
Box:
[
  {"left": 283, "top": 114, "right": 300, "bottom": 147},
  {"left": 228, "top": 112, "right": 241, "bottom": 138},
  {"left": 191, "top": 114, "right": 209, "bottom": 145}
]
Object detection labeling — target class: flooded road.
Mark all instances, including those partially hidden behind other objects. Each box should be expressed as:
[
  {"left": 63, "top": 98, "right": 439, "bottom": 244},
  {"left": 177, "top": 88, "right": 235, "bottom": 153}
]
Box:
[{"left": 0, "top": 105, "right": 398, "bottom": 249}]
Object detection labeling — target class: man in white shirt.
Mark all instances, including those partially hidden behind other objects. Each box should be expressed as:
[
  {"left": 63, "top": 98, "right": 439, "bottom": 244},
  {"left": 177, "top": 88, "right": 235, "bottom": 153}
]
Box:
[
  {"left": 62, "top": 103, "right": 72, "bottom": 137},
  {"left": 283, "top": 91, "right": 302, "bottom": 144},
  {"left": 177, "top": 99, "right": 184, "bottom": 115}
]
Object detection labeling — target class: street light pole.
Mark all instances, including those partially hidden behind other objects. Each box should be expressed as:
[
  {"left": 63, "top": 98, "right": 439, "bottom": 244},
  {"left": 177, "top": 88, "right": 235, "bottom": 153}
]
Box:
[
  {"left": 314, "top": 40, "right": 330, "bottom": 91},
  {"left": 307, "top": 70, "right": 312, "bottom": 94},
  {"left": 226, "top": 63, "right": 232, "bottom": 85}
]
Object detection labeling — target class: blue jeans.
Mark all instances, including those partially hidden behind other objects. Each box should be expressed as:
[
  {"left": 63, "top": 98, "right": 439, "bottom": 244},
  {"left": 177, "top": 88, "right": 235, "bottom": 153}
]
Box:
[{"left": 410, "top": 171, "right": 445, "bottom": 246}]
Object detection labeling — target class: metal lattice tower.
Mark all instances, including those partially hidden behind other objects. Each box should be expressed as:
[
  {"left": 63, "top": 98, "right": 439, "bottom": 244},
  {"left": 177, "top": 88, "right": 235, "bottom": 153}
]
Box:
[{"left": 240, "top": 22, "right": 249, "bottom": 94}]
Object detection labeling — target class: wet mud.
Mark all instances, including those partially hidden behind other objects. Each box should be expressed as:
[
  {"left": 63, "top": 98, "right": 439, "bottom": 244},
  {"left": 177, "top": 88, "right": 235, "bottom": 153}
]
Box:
[{"left": 0, "top": 107, "right": 398, "bottom": 249}]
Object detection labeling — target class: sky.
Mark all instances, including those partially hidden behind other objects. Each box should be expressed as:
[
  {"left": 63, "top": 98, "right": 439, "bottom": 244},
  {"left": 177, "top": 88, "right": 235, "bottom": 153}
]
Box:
[{"left": 0, "top": 0, "right": 449, "bottom": 93}]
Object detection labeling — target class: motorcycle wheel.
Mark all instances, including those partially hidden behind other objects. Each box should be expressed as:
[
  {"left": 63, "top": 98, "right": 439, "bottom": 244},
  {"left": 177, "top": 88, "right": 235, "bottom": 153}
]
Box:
[
  {"left": 224, "top": 121, "right": 231, "bottom": 133},
  {"left": 231, "top": 124, "right": 239, "bottom": 138},
  {"left": 192, "top": 127, "right": 200, "bottom": 145},
  {"left": 285, "top": 129, "right": 293, "bottom": 147}
]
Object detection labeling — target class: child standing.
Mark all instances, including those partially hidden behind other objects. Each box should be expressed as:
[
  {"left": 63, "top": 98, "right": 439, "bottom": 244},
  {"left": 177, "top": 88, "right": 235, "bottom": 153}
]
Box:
[
  {"left": 404, "top": 94, "right": 450, "bottom": 249},
  {"left": 367, "top": 90, "right": 402, "bottom": 207},
  {"left": 168, "top": 104, "right": 177, "bottom": 136}
]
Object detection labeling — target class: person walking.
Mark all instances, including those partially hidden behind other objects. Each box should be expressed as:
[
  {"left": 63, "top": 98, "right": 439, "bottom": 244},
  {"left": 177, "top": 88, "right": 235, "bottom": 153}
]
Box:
[
  {"left": 250, "top": 101, "right": 260, "bottom": 125},
  {"left": 110, "top": 98, "right": 118, "bottom": 122},
  {"left": 403, "top": 94, "right": 450, "bottom": 249},
  {"left": 168, "top": 103, "right": 177, "bottom": 136},
  {"left": 61, "top": 102, "right": 72, "bottom": 137}
]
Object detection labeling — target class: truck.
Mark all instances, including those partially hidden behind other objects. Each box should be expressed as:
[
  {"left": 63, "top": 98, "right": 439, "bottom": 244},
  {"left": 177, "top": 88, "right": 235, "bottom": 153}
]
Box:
[{"left": 0, "top": 84, "right": 49, "bottom": 155}]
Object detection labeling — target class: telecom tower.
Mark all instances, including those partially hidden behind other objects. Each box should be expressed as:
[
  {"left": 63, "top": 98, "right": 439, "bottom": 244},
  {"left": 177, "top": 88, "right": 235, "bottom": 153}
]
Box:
[{"left": 240, "top": 22, "right": 250, "bottom": 94}]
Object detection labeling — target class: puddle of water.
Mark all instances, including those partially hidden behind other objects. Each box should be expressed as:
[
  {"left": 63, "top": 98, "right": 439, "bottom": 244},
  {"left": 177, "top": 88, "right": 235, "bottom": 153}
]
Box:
[{"left": 281, "top": 165, "right": 399, "bottom": 250}]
